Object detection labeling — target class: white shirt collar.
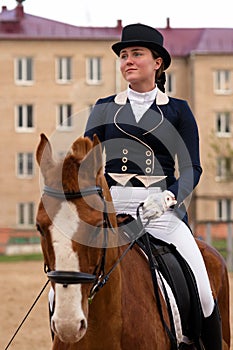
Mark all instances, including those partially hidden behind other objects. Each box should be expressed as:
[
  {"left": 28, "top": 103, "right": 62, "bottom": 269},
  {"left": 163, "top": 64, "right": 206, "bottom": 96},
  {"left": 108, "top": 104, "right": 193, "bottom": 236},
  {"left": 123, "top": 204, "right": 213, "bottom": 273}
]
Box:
[{"left": 127, "top": 86, "right": 158, "bottom": 103}]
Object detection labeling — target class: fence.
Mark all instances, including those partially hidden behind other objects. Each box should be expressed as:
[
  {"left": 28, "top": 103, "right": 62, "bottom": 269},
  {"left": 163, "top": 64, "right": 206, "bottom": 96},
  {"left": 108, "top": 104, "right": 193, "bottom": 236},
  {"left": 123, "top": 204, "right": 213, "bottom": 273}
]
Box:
[{"left": 195, "top": 221, "right": 233, "bottom": 271}]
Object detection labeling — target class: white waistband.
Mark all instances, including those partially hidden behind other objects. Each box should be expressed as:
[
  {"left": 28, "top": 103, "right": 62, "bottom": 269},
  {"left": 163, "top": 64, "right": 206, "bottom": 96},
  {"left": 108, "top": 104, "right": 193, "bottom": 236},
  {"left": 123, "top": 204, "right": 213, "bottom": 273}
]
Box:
[{"left": 110, "top": 186, "right": 162, "bottom": 216}]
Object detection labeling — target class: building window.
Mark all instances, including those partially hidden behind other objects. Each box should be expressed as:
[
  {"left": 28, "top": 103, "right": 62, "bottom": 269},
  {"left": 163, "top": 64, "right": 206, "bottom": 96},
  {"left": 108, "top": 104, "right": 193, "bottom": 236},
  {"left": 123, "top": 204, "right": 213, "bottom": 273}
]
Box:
[
  {"left": 18, "top": 202, "right": 35, "bottom": 226},
  {"left": 216, "top": 157, "right": 232, "bottom": 180},
  {"left": 56, "top": 57, "right": 72, "bottom": 82},
  {"left": 214, "top": 70, "right": 231, "bottom": 94},
  {"left": 217, "top": 199, "right": 231, "bottom": 221},
  {"left": 57, "top": 104, "right": 73, "bottom": 130},
  {"left": 216, "top": 112, "right": 231, "bottom": 136},
  {"left": 15, "top": 57, "right": 33, "bottom": 84},
  {"left": 86, "top": 57, "right": 102, "bottom": 84},
  {"left": 15, "top": 105, "right": 34, "bottom": 132},
  {"left": 165, "top": 72, "right": 175, "bottom": 95},
  {"left": 17, "top": 153, "right": 34, "bottom": 177}
]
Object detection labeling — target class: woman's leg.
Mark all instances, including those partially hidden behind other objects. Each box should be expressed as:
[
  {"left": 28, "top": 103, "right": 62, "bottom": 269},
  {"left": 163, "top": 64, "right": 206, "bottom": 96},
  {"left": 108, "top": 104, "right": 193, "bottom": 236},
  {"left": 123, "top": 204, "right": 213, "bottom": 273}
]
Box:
[
  {"left": 147, "top": 210, "right": 214, "bottom": 317},
  {"left": 147, "top": 211, "right": 222, "bottom": 349}
]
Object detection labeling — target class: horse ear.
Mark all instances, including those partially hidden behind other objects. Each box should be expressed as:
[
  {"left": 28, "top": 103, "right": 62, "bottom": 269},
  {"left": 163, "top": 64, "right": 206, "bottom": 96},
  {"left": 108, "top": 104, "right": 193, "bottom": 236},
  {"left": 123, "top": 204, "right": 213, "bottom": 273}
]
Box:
[
  {"left": 36, "top": 133, "right": 55, "bottom": 176},
  {"left": 79, "top": 136, "right": 103, "bottom": 181},
  {"left": 93, "top": 134, "right": 101, "bottom": 147}
]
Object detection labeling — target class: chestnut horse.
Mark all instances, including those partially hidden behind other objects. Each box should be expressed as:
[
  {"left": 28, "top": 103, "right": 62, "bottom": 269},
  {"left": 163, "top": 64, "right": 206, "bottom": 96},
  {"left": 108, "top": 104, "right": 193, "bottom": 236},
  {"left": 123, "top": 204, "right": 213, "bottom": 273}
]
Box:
[{"left": 36, "top": 133, "right": 230, "bottom": 350}]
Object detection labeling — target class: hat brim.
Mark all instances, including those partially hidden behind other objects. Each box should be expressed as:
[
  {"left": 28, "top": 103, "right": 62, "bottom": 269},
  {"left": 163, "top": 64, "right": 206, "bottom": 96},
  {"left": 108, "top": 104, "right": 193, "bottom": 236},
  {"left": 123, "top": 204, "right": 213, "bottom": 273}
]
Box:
[{"left": 112, "top": 40, "right": 171, "bottom": 70}]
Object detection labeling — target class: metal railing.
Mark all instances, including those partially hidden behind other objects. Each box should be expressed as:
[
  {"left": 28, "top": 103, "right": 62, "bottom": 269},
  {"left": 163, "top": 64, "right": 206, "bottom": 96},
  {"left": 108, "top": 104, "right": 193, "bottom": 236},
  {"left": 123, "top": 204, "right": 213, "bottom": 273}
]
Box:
[{"left": 195, "top": 221, "right": 233, "bottom": 271}]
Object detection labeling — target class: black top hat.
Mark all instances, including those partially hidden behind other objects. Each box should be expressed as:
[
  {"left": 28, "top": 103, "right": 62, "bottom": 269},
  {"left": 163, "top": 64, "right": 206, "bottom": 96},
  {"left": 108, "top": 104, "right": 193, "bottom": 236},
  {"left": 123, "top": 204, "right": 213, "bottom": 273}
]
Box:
[{"left": 112, "top": 23, "right": 171, "bottom": 70}]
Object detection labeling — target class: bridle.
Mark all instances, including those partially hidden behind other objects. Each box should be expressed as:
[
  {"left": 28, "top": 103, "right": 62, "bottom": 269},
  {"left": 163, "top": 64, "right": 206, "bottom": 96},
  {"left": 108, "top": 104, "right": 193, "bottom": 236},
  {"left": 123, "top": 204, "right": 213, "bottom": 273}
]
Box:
[
  {"left": 42, "top": 184, "right": 114, "bottom": 291},
  {"left": 42, "top": 184, "right": 148, "bottom": 304}
]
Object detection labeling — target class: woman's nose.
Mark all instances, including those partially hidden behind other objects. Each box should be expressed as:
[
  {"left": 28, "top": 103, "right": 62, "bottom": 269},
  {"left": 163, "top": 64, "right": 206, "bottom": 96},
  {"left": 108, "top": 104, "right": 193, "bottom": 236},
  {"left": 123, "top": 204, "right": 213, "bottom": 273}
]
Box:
[{"left": 125, "top": 56, "right": 133, "bottom": 64}]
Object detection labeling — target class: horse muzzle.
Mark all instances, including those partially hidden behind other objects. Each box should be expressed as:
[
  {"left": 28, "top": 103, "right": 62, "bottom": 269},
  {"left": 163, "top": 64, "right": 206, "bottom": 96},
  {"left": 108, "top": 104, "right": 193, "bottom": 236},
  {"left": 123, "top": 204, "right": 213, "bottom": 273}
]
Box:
[{"left": 51, "top": 309, "right": 88, "bottom": 343}]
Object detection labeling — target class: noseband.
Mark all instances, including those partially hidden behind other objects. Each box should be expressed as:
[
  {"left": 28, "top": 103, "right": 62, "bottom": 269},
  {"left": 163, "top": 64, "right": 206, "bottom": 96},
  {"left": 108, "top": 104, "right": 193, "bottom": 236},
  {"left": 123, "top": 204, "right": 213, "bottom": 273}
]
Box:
[
  {"left": 43, "top": 184, "right": 110, "bottom": 287},
  {"left": 47, "top": 270, "right": 96, "bottom": 285},
  {"left": 43, "top": 185, "right": 103, "bottom": 200}
]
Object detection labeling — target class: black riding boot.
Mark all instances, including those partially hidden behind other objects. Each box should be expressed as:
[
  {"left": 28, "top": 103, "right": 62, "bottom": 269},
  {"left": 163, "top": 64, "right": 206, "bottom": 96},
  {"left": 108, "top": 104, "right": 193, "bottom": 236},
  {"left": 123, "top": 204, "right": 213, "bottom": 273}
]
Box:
[{"left": 201, "top": 300, "right": 222, "bottom": 350}]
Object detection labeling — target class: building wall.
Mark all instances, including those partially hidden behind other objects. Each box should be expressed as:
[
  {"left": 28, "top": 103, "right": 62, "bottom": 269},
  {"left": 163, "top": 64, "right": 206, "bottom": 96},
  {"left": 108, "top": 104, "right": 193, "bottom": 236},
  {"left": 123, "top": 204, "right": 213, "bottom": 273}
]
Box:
[
  {"left": 0, "top": 38, "right": 123, "bottom": 228},
  {"left": 0, "top": 36, "right": 233, "bottom": 236},
  {"left": 192, "top": 54, "right": 233, "bottom": 224}
]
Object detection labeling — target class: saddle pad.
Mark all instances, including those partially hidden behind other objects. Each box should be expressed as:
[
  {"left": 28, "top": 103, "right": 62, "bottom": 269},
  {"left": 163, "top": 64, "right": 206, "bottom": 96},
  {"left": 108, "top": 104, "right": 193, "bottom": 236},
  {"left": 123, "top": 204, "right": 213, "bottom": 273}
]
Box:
[{"left": 148, "top": 235, "right": 203, "bottom": 341}]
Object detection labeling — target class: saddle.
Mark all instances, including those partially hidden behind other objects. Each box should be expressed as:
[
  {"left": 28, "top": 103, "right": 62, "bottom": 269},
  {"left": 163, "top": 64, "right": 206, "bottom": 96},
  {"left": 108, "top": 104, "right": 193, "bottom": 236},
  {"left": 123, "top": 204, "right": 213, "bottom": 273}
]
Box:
[{"left": 117, "top": 214, "right": 203, "bottom": 347}]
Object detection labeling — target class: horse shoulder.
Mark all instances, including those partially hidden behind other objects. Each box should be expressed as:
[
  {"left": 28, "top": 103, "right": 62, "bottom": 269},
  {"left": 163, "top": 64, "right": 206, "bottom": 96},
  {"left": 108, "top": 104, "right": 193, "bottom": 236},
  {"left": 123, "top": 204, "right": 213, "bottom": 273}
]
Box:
[{"left": 119, "top": 244, "right": 170, "bottom": 350}]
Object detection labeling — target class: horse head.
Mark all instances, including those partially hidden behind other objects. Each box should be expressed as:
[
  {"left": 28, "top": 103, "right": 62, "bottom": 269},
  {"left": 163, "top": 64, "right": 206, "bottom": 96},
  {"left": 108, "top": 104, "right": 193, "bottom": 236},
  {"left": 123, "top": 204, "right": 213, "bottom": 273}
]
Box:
[{"left": 36, "top": 133, "right": 117, "bottom": 344}]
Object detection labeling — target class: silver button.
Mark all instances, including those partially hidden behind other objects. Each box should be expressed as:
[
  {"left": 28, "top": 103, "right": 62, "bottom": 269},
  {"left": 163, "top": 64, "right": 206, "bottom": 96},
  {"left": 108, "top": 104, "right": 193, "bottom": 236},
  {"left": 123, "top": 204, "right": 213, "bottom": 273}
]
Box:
[
  {"left": 123, "top": 149, "right": 128, "bottom": 155},
  {"left": 122, "top": 157, "right": 128, "bottom": 163},
  {"left": 145, "top": 167, "right": 152, "bottom": 173},
  {"left": 146, "top": 150, "right": 152, "bottom": 156},
  {"left": 121, "top": 165, "right": 127, "bottom": 172},
  {"left": 146, "top": 159, "right": 152, "bottom": 165}
]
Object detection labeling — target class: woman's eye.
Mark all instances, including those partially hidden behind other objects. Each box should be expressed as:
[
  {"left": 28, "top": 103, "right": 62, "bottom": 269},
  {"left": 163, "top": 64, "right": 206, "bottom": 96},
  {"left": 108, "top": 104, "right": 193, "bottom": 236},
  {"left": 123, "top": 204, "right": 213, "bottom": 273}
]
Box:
[{"left": 120, "top": 54, "right": 127, "bottom": 60}]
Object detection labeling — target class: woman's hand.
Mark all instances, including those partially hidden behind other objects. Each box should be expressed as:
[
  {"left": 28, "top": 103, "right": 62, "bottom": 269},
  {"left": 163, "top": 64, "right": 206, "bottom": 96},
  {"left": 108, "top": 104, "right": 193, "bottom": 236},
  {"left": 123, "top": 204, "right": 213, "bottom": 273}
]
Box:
[{"left": 142, "top": 190, "right": 177, "bottom": 220}]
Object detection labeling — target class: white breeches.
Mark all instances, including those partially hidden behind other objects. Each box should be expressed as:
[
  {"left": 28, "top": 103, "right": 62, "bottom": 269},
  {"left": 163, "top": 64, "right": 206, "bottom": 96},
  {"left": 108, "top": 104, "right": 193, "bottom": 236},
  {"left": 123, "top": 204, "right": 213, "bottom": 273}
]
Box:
[{"left": 110, "top": 186, "right": 215, "bottom": 317}]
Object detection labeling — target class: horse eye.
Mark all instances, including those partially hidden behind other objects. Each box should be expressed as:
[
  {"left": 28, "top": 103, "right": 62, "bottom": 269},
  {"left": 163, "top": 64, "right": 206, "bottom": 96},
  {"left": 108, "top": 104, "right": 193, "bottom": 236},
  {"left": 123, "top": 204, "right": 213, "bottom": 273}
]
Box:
[{"left": 36, "top": 223, "right": 44, "bottom": 236}]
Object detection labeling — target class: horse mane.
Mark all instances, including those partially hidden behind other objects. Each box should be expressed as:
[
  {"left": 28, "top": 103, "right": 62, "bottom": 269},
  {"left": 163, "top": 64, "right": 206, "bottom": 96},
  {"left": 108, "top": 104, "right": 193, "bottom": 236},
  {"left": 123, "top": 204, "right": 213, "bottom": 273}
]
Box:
[{"left": 71, "top": 136, "right": 93, "bottom": 161}]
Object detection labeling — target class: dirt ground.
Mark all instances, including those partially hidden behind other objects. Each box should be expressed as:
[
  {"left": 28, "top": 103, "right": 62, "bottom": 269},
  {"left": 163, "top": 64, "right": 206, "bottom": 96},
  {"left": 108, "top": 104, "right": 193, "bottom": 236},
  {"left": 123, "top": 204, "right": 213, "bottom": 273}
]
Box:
[{"left": 0, "top": 261, "right": 232, "bottom": 350}]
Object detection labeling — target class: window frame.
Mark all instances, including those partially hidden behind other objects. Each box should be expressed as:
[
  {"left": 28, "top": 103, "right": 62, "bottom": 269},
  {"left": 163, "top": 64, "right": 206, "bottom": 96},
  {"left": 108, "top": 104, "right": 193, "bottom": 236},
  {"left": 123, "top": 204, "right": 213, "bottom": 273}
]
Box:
[
  {"left": 216, "top": 156, "right": 232, "bottom": 181},
  {"left": 15, "top": 57, "right": 34, "bottom": 85},
  {"left": 215, "top": 111, "right": 231, "bottom": 137},
  {"left": 17, "top": 152, "right": 34, "bottom": 178},
  {"left": 213, "top": 69, "right": 232, "bottom": 95},
  {"left": 56, "top": 56, "right": 72, "bottom": 83},
  {"left": 165, "top": 72, "right": 176, "bottom": 95},
  {"left": 86, "top": 56, "right": 102, "bottom": 85},
  {"left": 15, "top": 104, "right": 34, "bottom": 132},
  {"left": 17, "top": 202, "right": 35, "bottom": 227},
  {"left": 216, "top": 198, "right": 231, "bottom": 221},
  {"left": 56, "top": 104, "right": 73, "bottom": 131}
]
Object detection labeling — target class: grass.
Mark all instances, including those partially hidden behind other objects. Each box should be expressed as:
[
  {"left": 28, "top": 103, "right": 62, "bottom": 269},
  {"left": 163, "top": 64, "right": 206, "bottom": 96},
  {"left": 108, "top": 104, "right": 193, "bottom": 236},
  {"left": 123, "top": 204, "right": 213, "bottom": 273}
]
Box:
[
  {"left": 212, "top": 239, "right": 227, "bottom": 259},
  {"left": 0, "top": 239, "right": 228, "bottom": 263},
  {"left": 0, "top": 253, "right": 43, "bottom": 263}
]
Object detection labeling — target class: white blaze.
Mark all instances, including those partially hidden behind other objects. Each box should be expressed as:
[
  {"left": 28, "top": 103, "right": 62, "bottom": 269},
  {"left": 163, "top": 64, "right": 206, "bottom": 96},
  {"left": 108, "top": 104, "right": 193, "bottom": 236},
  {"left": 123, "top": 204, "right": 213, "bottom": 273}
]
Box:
[{"left": 50, "top": 201, "right": 87, "bottom": 343}]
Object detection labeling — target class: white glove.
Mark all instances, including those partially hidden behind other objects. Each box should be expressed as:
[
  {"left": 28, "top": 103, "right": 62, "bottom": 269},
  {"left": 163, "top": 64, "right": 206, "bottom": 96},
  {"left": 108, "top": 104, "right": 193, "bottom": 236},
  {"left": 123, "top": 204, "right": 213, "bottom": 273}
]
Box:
[{"left": 142, "top": 190, "right": 177, "bottom": 220}]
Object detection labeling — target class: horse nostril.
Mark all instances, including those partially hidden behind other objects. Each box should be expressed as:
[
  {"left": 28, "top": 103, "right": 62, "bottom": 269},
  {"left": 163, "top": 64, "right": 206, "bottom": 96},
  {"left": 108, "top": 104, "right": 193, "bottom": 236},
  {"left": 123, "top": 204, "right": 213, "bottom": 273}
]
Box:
[
  {"left": 80, "top": 319, "right": 87, "bottom": 331},
  {"left": 51, "top": 319, "right": 57, "bottom": 334}
]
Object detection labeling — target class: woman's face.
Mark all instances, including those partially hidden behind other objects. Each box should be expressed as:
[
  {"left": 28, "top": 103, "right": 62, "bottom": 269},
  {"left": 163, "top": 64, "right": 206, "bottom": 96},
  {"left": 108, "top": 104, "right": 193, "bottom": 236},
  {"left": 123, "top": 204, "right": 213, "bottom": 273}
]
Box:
[{"left": 119, "top": 46, "right": 162, "bottom": 92}]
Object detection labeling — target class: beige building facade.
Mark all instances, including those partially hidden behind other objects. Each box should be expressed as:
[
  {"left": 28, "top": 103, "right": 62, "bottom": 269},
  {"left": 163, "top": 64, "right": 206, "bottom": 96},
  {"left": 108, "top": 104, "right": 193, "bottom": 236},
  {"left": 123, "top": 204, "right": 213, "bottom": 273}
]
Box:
[{"left": 0, "top": 2, "right": 233, "bottom": 249}]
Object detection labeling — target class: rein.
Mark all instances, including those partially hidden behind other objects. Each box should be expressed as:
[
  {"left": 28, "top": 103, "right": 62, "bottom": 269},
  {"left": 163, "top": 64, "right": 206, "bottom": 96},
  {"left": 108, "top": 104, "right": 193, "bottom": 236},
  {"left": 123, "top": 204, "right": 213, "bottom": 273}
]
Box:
[
  {"left": 4, "top": 279, "right": 50, "bottom": 350},
  {"left": 88, "top": 214, "right": 149, "bottom": 303}
]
